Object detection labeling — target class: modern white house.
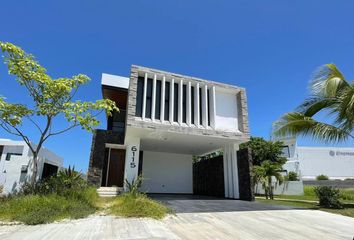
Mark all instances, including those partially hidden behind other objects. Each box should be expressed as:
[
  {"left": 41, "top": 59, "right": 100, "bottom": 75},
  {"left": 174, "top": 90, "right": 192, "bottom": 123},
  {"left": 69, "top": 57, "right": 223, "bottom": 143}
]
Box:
[
  {"left": 281, "top": 138, "right": 354, "bottom": 180},
  {"left": 0, "top": 138, "right": 63, "bottom": 194},
  {"left": 87, "top": 65, "right": 253, "bottom": 199}
]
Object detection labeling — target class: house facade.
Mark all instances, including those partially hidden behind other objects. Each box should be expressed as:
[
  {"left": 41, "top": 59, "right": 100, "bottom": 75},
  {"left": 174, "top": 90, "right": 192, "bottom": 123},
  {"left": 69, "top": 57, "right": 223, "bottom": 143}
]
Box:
[
  {"left": 281, "top": 138, "right": 354, "bottom": 180},
  {"left": 0, "top": 139, "right": 63, "bottom": 194},
  {"left": 87, "top": 65, "right": 252, "bottom": 199}
]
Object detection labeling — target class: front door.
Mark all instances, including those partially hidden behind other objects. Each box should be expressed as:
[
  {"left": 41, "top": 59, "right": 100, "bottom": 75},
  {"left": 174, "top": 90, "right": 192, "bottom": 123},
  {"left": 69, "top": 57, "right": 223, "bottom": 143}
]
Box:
[{"left": 106, "top": 149, "right": 126, "bottom": 187}]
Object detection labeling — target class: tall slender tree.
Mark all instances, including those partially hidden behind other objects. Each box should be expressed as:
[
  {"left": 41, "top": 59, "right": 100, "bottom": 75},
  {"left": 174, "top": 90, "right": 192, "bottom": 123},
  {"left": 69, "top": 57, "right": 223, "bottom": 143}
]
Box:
[
  {"left": 0, "top": 42, "right": 118, "bottom": 185},
  {"left": 274, "top": 64, "right": 354, "bottom": 143}
]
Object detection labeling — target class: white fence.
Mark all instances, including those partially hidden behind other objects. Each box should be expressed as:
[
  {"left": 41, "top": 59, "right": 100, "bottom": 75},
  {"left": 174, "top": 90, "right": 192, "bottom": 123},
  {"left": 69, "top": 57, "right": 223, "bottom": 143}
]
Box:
[{"left": 255, "top": 181, "right": 304, "bottom": 196}]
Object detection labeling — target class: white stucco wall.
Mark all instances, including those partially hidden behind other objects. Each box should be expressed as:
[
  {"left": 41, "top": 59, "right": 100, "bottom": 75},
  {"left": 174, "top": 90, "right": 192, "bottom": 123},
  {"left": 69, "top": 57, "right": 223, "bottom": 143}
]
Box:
[
  {"left": 140, "top": 151, "right": 193, "bottom": 194},
  {"left": 0, "top": 139, "right": 63, "bottom": 194},
  {"left": 296, "top": 147, "right": 354, "bottom": 180},
  {"left": 214, "top": 90, "right": 238, "bottom": 132}
]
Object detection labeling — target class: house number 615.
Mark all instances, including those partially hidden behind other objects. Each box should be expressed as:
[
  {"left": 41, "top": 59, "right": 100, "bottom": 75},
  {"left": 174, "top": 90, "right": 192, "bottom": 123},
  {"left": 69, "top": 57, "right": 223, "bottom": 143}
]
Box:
[{"left": 130, "top": 146, "right": 137, "bottom": 168}]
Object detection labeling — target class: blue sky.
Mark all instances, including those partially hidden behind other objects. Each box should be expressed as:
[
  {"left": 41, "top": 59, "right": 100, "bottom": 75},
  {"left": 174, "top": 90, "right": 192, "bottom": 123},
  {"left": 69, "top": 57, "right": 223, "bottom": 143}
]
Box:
[{"left": 0, "top": 1, "right": 353, "bottom": 172}]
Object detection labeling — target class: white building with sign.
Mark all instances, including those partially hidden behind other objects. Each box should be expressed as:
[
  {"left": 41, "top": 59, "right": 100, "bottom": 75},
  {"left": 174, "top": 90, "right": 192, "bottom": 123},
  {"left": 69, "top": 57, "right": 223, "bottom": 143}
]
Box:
[
  {"left": 87, "top": 65, "right": 253, "bottom": 199},
  {"left": 281, "top": 138, "right": 354, "bottom": 180},
  {"left": 0, "top": 139, "right": 63, "bottom": 194}
]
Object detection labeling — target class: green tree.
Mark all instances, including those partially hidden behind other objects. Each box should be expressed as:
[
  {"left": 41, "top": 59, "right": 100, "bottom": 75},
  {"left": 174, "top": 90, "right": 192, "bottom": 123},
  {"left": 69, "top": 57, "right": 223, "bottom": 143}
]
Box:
[
  {"left": 240, "top": 137, "right": 287, "bottom": 166},
  {"left": 0, "top": 42, "right": 118, "bottom": 185},
  {"left": 253, "top": 161, "right": 284, "bottom": 200},
  {"left": 274, "top": 64, "right": 354, "bottom": 143}
]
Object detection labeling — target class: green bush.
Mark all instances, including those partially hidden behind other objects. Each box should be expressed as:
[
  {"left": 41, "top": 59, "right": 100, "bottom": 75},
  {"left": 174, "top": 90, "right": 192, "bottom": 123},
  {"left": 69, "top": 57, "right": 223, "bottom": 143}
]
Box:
[
  {"left": 285, "top": 171, "right": 299, "bottom": 181},
  {"left": 316, "top": 174, "right": 329, "bottom": 181},
  {"left": 109, "top": 193, "right": 169, "bottom": 219},
  {"left": 314, "top": 186, "right": 343, "bottom": 209}
]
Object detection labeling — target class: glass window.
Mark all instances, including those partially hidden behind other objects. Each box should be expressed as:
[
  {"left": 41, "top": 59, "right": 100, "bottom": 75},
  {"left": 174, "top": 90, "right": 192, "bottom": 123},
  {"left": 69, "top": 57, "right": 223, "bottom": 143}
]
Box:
[
  {"left": 199, "top": 87, "right": 202, "bottom": 125},
  {"left": 207, "top": 89, "right": 210, "bottom": 126},
  {"left": 182, "top": 84, "right": 187, "bottom": 123},
  {"left": 135, "top": 76, "right": 144, "bottom": 117},
  {"left": 281, "top": 146, "right": 290, "bottom": 158},
  {"left": 6, "top": 152, "right": 22, "bottom": 161},
  {"left": 191, "top": 86, "right": 195, "bottom": 124},
  {"left": 145, "top": 78, "right": 153, "bottom": 118},
  {"left": 155, "top": 80, "right": 161, "bottom": 119},
  {"left": 174, "top": 83, "right": 179, "bottom": 122},
  {"left": 164, "top": 82, "right": 170, "bottom": 121}
]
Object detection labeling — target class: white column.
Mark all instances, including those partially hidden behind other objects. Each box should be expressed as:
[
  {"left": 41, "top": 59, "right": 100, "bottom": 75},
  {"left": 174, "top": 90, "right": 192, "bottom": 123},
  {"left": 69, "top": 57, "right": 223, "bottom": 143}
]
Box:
[
  {"left": 178, "top": 79, "right": 183, "bottom": 124},
  {"left": 209, "top": 86, "right": 216, "bottom": 129},
  {"left": 169, "top": 78, "right": 174, "bottom": 122},
  {"left": 231, "top": 144, "right": 240, "bottom": 199},
  {"left": 151, "top": 74, "right": 157, "bottom": 121},
  {"left": 223, "top": 145, "right": 229, "bottom": 198},
  {"left": 202, "top": 84, "right": 208, "bottom": 127},
  {"left": 227, "top": 144, "right": 234, "bottom": 198},
  {"left": 195, "top": 83, "right": 200, "bottom": 127},
  {"left": 142, "top": 73, "right": 147, "bottom": 120},
  {"left": 223, "top": 143, "right": 240, "bottom": 199},
  {"left": 186, "top": 81, "right": 192, "bottom": 126},
  {"left": 160, "top": 76, "right": 166, "bottom": 122},
  {"left": 123, "top": 137, "right": 140, "bottom": 191}
]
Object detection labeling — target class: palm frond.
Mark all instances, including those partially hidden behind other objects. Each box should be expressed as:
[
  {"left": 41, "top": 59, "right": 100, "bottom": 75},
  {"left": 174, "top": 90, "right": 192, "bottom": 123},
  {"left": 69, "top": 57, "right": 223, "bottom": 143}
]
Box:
[
  {"left": 274, "top": 112, "right": 353, "bottom": 143},
  {"left": 311, "top": 64, "right": 350, "bottom": 98}
]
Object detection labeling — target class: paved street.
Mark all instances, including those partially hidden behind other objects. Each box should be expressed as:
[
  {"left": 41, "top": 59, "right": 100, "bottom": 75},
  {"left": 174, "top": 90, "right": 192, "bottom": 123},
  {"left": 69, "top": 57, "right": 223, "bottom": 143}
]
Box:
[{"left": 1, "top": 197, "right": 353, "bottom": 240}]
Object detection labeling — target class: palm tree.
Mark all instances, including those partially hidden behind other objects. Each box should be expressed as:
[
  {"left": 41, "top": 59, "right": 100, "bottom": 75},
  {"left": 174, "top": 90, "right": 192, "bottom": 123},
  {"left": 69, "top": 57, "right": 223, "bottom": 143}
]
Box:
[
  {"left": 274, "top": 64, "right": 354, "bottom": 143},
  {"left": 253, "top": 161, "right": 284, "bottom": 199}
]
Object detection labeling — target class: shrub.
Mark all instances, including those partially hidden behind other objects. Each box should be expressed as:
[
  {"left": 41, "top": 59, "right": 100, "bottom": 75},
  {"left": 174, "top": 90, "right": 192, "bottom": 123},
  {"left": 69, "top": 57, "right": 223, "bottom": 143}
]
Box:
[
  {"left": 316, "top": 174, "right": 329, "bottom": 181},
  {"left": 285, "top": 171, "right": 299, "bottom": 181},
  {"left": 125, "top": 175, "right": 143, "bottom": 197},
  {"left": 19, "top": 165, "right": 87, "bottom": 196},
  {"left": 314, "top": 186, "right": 343, "bottom": 209},
  {"left": 109, "top": 193, "right": 169, "bottom": 219},
  {"left": 0, "top": 185, "right": 3, "bottom": 195}
]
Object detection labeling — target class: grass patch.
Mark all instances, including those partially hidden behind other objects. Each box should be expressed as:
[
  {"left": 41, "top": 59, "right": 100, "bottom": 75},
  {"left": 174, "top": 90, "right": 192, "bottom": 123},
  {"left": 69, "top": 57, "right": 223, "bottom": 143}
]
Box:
[
  {"left": 0, "top": 187, "right": 98, "bottom": 225},
  {"left": 274, "top": 186, "right": 354, "bottom": 203},
  {"left": 109, "top": 193, "right": 170, "bottom": 219},
  {"left": 257, "top": 198, "right": 354, "bottom": 218}
]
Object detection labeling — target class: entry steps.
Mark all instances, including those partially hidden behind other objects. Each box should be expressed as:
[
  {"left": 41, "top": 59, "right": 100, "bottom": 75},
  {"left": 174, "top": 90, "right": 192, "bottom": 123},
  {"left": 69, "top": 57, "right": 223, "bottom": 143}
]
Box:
[{"left": 97, "top": 187, "right": 123, "bottom": 197}]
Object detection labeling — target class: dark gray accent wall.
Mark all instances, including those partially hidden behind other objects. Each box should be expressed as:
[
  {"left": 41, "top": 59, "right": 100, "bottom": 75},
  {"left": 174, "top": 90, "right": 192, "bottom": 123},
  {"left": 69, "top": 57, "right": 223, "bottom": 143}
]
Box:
[
  {"left": 237, "top": 148, "right": 254, "bottom": 201},
  {"left": 193, "top": 156, "right": 225, "bottom": 197},
  {"left": 193, "top": 150, "right": 254, "bottom": 201},
  {"left": 87, "top": 129, "right": 124, "bottom": 186}
]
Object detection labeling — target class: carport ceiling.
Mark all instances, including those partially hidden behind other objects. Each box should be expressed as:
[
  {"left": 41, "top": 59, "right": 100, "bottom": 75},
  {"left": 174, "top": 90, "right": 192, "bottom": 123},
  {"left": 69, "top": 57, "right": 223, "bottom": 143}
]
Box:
[{"left": 127, "top": 127, "right": 241, "bottom": 155}]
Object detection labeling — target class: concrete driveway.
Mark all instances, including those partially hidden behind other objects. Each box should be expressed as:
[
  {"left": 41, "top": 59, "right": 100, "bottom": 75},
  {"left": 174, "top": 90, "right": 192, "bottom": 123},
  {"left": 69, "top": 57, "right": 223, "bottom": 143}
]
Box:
[{"left": 1, "top": 195, "right": 354, "bottom": 240}]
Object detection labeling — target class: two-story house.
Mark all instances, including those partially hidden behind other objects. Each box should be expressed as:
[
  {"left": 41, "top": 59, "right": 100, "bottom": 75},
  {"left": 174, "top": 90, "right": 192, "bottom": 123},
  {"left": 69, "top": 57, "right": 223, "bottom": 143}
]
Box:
[{"left": 87, "top": 65, "right": 251, "bottom": 199}]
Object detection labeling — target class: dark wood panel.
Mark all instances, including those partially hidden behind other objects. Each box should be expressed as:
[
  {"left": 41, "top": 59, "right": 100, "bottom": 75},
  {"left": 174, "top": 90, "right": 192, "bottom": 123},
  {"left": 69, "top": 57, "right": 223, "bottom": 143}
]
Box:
[{"left": 107, "top": 149, "right": 126, "bottom": 187}]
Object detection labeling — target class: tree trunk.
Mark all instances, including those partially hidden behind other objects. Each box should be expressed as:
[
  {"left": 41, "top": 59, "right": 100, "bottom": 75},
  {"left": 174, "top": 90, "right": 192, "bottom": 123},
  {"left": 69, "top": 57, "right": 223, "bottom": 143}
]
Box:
[
  {"left": 31, "top": 153, "right": 38, "bottom": 186},
  {"left": 268, "top": 177, "right": 273, "bottom": 200}
]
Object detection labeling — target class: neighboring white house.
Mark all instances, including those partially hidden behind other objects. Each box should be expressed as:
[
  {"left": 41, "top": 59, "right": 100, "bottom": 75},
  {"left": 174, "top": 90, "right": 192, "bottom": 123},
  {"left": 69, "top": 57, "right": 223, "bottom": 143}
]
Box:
[
  {"left": 87, "top": 65, "right": 253, "bottom": 199},
  {"left": 0, "top": 138, "right": 63, "bottom": 194},
  {"left": 281, "top": 138, "right": 354, "bottom": 180}
]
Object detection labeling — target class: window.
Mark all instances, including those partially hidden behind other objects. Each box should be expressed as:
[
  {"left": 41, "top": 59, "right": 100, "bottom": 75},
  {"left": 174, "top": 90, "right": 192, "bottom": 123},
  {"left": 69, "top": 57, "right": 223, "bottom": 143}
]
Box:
[
  {"left": 182, "top": 84, "right": 187, "bottom": 123},
  {"left": 199, "top": 87, "right": 202, "bottom": 125},
  {"left": 281, "top": 146, "right": 290, "bottom": 158},
  {"left": 164, "top": 82, "right": 170, "bottom": 121},
  {"left": 207, "top": 89, "right": 210, "bottom": 126},
  {"left": 155, "top": 80, "right": 161, "bottom": 119},
  {"left": 191, "top": 86, "right": 195, "bottom": 124},
  {"left": 135, "top": 76, "right": 144, "bottom": 117},
  {"left": 174, "top": 83, "right": 179, "bottom": 122},
  {"left": 6, "top": 152, "right": 22, "bottom": 161},
  {"left": 145, "top": 78, "right": 153, "bottom": 118},
  {"left": 0, "top": 146, "right": 3, "bottom": 162}
]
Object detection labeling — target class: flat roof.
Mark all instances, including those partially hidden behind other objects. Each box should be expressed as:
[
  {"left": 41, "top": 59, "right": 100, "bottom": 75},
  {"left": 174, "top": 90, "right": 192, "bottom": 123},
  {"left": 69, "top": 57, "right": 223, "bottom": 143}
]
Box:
[{"left": 101, "top": 73, "right": 129, "bottom": 89}]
